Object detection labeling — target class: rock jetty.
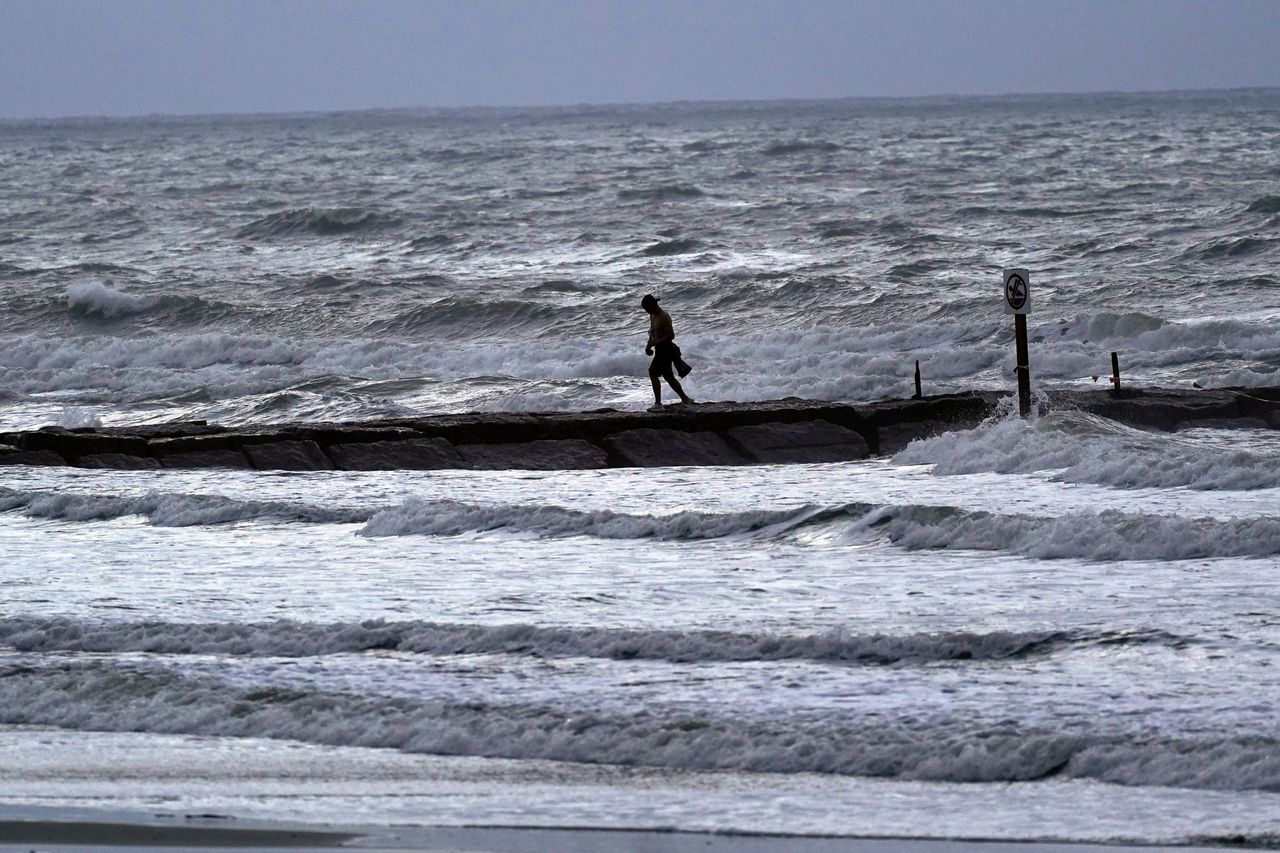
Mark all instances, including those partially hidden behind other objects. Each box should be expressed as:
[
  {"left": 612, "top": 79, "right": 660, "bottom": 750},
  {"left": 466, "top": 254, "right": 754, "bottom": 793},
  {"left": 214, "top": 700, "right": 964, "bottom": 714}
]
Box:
[{"left": 2, "top": 386, "right": 1277, "bottom": 471}]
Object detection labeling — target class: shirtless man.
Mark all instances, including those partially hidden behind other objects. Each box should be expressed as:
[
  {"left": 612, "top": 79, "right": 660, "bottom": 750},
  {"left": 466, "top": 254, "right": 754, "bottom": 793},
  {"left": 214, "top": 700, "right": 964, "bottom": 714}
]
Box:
[{"left": 641, "top": 293, "right": 693, "bottom": 411}]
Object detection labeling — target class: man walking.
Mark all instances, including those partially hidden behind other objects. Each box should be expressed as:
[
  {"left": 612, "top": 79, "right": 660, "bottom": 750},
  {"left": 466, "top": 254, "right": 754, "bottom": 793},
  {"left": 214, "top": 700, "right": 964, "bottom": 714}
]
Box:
[{"left": 641, "top": 293, "right": 693, "bottom": 411}]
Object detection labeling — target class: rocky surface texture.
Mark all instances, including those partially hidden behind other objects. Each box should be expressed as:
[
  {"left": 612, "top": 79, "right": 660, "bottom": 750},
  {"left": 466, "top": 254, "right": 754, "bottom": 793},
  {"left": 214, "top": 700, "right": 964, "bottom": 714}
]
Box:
[{"left": 2, "top": 387, "right": 1277, "bottom": 471}]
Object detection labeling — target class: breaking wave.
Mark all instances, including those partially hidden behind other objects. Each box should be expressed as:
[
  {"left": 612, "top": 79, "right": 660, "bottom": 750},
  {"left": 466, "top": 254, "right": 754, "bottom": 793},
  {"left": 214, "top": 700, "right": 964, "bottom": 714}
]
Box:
[
  {"left": 0, "top": 616, "right": 1185, "bottom": 666},
  {"left": 0, "top": 487, "right": 367, "bottom": 527},
  {"left": 0, "top": 662, "right": 1274, "bottom": 792},
  {"left": 5, "top": 486, "right": 1280, "bottom": 560},
  {"left": 64, "top": 281, "right": 242, "bottom": 328},
  {"left": 1187, "top": 235, "right": 1277, "bottom": 261},
  {"left": 859, "top": 504, "right": 1280, "bottom": 561},
  {"left": 66, "top": 281, "right": 152, "bottom": 318},
  {"left": 0, "top": 486, "right": 835, "bottom": 540},
  {"left": 3, "top": 306, "right": 1279, "bottom": 423},
  {"left": 1245, "top": 194, "right": 1280, "bottom": 215},
  {"left": 297, "top": 483, "right": 1280, "bottom": 563},
  {"left": 357, "top": 499, "right": 830, "bottom": 540},
  {"left": 896, "top": 411, "right": 1280, "bottom": 490},
  {"left": 362, "top": 296, "right": 565, "bottom": 337},
  {"left": 640, "top": 237, "right": 703, "bottom": 256}
]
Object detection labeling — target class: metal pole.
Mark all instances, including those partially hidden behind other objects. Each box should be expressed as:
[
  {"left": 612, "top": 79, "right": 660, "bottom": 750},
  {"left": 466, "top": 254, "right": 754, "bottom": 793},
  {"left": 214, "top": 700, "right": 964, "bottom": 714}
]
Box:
[
  {"left": 1111, "top": 351, "right": 1121, "bottom": 396},
  {"left": 1015, "top": 314, "right": 1032, "bottom": 417},
  {"left": 913, "top": 360, "right": 922, "bottom": 399}
]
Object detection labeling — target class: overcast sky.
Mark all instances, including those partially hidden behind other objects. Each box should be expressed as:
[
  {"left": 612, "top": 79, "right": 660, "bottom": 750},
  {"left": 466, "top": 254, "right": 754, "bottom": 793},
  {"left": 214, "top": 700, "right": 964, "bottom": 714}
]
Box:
[{"left": 2, "top": 0, "right": 1277, "bottom": 118}]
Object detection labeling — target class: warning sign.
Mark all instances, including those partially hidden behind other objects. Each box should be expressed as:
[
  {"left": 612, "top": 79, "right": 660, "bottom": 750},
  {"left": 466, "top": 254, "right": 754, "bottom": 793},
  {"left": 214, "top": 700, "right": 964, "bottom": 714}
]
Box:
[{"left": 1003, "top": 268, "right": 1030, "bottom": 315}]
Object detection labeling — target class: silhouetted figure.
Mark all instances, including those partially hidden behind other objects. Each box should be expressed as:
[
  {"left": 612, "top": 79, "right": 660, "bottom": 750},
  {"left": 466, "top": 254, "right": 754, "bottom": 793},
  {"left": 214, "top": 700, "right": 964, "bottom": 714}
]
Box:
[{"left": 642, "top": 294, "right": 693, "bottom": 411}]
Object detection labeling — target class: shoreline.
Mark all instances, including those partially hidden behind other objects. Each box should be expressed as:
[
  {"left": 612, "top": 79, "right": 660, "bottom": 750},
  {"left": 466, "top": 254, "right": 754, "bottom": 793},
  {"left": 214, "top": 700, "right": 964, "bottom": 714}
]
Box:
[
  {"left": 5, "top": 729, "right": 1276, "bottom": 853},
  {"left": 3, "top": 385, "right": 1278, "bottom": 472},
  {"left": 0, "top": 817, "right": 354, "bottom": 848},
  {"left": 0, "top": 815, "right": 1269, "bottom": 852}
]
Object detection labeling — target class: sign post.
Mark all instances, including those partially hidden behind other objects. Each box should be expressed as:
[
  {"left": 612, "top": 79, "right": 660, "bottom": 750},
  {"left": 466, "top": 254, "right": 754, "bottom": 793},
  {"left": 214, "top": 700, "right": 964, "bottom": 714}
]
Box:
[{"left": 1003, "top": 268, "right": 1032, "bottom": 417}]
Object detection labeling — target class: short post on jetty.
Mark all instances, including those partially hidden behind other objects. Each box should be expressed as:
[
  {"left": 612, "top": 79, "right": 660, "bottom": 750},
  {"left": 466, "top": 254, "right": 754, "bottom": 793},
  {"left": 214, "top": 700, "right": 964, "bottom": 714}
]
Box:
[
  {"left": 1111, "top": 351, "right": 1121, "bottom": 396},
  {"left": 1003, "top": 268, "right": 1032, "bottom": 417}
]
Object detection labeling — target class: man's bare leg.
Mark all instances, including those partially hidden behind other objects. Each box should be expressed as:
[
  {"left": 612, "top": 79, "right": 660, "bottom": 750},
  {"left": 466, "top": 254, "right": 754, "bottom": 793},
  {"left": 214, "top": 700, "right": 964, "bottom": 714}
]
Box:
[
  {"left": 666, "top": 376, "right": 692, "bottom": 404},
  {"left": 650, "top": 375, "right": 663, "bottom": 406}
]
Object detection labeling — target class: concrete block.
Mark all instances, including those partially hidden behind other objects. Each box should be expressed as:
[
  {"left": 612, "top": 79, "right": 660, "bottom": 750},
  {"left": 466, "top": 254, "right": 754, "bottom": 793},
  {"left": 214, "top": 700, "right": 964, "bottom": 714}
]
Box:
[
  {"left": 0, "top": 445, "right": 66, "bottom": 466},
  {"left": 149, "top": 435, "right": 234, "bottom": 455},
  {"left": 1076, "top": 390, "right": 1239, "bottom": 432},
  {"left": 17, "top": 428, "right": 150, "bottom": 459},
  {"left": 159, "top": 449, "right": 252, "bottom": 469},
  {"left": 604, "top": 428, "right": 747, "bottom": 467},
  {"left": 727, "top": 419, "right": 869, "bottom": 463},
  {"left": 327, "top": 438, "right": 464, "bottom": 470},
  {"left": 458, "top": 439, "right": 608, "bottom": 470},
  {"left": 875, "top": 420, "right": 959, "bottom": 455},
  {"left": 79, "top": 453, "right": 162, "bottom": 470},
  {"left": 244, "top": 440, "right": 333, "bottom": 471}
]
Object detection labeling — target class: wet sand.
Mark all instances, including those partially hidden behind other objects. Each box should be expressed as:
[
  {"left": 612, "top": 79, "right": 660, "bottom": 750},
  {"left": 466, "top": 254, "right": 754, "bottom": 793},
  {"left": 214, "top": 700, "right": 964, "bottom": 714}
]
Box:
[
  {"left": 0, "top": 817, "right": 353, "bottom": 847},
  {"left": 0, "top": 818, "right": 1264, "bottom": 852}
]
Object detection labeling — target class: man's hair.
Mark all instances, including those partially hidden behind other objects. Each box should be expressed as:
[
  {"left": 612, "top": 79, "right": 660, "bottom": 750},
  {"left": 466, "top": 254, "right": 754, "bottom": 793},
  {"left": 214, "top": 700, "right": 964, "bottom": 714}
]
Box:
[{"left": 641, "top": 294, "right": 659, "bottom": 309}]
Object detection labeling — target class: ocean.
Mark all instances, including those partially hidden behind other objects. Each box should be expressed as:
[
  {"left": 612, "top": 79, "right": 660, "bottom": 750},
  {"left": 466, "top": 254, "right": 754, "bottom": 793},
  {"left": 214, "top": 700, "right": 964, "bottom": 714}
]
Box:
[{"left": 1, "top": 89, "right": 1278, "bottom": 846}]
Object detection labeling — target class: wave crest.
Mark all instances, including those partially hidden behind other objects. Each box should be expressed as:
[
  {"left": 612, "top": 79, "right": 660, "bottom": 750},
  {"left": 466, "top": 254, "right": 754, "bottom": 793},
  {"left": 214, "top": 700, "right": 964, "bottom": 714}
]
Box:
[
  {"left": 66, "top": 281, "right": 152, "bottom": 318},
  {"left": 0, "top": 487, "right": 368, "bottom": 527},
  {"left": 361, "top": 296, "right": 564, "bottom": 336},
  {"left": 763, "top": 140, "right": 841, "bottom": 156},
  {"left": 0, "top": 617, "right": 1183, "bottom": 665},
  {"left": 862, "top": 504, "right": 1280, "bottom": 561},
  {"left": 617, "top": 184, "right": 705, "bottom": 201},
  {"left": 7, "top": 485, "right": 1280, "bottom": 561},
  {"left": 895, "top": 411, "right": 1280, "bottom": 490},
  {"left": 235, "top": 207, "right": 397, "bottom": 239},
  {"left": 1245, "top": 194, "right": 1280, "bottom": 214},
  {"left": 1, "top": 662, "right": 1274, "bottom": 791},
  {"left": 359, "top": 499, "right": 819, "bottom": 540},
  {"left": 640, "top": 238, "right": 703, "bottom": 256}
]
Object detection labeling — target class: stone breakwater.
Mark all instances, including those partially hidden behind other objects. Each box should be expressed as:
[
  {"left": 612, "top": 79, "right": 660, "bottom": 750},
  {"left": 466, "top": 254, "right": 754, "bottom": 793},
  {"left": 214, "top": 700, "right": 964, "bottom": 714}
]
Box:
[{"left": 2, "top": 387, "right": 1278, "bottom": 471}]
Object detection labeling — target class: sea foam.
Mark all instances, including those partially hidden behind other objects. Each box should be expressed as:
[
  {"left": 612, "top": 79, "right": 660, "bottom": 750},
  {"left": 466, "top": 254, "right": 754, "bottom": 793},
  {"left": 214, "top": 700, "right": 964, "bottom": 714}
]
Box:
[
  {"left": 896, "top": 410, "right": 1280, "bottom": 490},
  {"left": 3, "top": 305, "right": 1279, "bottom": 423}
]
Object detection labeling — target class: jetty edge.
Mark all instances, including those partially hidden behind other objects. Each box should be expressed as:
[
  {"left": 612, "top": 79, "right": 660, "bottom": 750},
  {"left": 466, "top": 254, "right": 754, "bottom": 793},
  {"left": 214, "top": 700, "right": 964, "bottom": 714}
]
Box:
[{"left": 2, "top": 386, "right": 1278, "bottom": 472}]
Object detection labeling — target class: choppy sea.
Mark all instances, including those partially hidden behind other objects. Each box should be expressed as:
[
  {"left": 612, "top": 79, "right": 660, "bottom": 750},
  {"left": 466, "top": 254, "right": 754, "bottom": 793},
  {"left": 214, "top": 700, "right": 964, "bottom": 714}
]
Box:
[{"left": 1, "top": 90, "right": 1278, "bottom": 846}]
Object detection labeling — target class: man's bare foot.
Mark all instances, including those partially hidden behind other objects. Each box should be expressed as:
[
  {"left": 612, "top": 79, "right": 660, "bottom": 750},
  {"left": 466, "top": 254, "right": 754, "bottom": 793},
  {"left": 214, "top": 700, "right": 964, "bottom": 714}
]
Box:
[{"left": 647, "top": 404, "right": 665, "bottom": 412}]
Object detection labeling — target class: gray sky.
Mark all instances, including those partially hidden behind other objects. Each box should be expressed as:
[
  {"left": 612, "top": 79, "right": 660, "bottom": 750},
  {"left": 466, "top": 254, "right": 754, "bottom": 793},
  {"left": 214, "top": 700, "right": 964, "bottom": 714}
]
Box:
[{"left": 2, "top": 0, "right": 1278, "bottom": 118}]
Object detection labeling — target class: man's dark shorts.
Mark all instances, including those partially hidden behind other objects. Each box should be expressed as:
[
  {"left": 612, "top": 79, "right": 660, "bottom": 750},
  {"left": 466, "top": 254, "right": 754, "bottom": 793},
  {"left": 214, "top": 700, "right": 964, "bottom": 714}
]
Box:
[{"left": 649, "top": 342, "right": 678, "bottom": 379}]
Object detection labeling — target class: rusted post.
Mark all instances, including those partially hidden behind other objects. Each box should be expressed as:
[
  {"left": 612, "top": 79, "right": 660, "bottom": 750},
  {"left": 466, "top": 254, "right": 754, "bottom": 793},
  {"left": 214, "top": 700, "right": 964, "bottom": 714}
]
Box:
[
  {"left": 1015, "top": 314, "right": 1031, "bottom": 417},
  {"left": 913, "top": 360, "right": 922, "bottom": 399},
  {"left": 1111, "top": 351, "right": 1121, "bottom": 396}
]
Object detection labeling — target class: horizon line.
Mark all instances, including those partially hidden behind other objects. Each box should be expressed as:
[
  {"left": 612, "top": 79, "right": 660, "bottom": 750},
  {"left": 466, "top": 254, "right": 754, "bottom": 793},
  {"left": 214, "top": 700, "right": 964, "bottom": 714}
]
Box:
[{"left": 3, "top": 84, "right": 1277, "bottom": 125}]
